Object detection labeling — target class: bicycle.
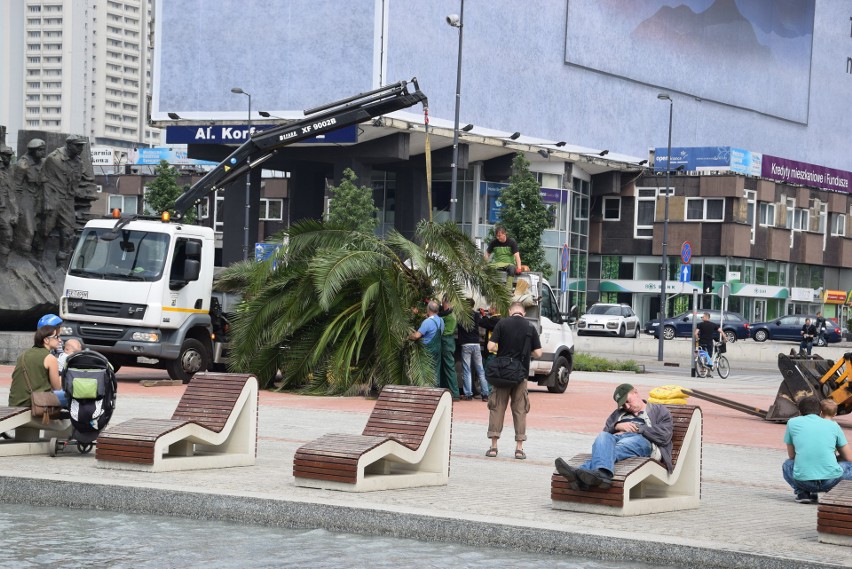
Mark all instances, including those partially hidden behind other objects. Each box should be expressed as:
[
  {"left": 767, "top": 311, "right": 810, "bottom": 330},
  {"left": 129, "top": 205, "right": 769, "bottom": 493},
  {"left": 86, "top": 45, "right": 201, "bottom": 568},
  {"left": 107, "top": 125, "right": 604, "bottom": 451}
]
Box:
[{"left": 694, "top": 341, "right": 730, "bottom": 379}]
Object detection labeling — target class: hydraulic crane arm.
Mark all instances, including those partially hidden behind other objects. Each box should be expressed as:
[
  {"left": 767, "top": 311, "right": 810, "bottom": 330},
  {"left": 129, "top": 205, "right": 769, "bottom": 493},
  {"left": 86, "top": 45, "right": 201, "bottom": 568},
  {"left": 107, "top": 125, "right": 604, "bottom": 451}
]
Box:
[{"left": 173, "top": 78, "right": 427, "bottom": 216}]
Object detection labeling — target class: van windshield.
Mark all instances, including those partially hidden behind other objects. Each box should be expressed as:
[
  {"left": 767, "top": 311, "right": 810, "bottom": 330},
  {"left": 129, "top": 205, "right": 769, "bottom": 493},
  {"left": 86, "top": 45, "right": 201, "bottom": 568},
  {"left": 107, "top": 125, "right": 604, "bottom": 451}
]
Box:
[{"left": 68, "top": 228, "right": 170, "bottom": 282}]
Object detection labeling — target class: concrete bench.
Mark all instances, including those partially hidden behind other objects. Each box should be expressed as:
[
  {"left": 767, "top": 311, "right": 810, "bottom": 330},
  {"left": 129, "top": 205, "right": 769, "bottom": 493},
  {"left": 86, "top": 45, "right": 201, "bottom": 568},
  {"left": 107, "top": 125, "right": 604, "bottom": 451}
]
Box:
[
  {"left": 293, "top": 385, "right": 452, "bottom": 492},
  {"left": 818, "top": 479, "right": 852, "bottom": 546},
  {"left": 551, "top": 404, "right": 702, "bottom": 516},
  {"left": 95, "top": 372, "right": 258, "bottom": 472},
  {"left": 0, "top": 406, "right": 72, "bottom": 456}
]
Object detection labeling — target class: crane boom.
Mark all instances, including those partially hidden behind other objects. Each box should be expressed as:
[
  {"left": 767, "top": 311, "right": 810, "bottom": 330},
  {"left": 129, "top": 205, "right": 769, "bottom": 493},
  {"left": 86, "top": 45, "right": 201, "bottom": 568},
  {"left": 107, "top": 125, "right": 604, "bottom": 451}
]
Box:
[{"left": 173, "top": 78, "right": 427, "bottom": 216}]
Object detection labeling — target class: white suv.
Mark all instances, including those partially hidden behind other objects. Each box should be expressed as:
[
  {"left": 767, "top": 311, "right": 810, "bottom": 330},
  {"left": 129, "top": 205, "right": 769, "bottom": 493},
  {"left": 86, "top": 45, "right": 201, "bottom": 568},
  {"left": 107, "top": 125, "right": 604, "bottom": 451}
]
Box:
[{"left": 577, "top": 303, "right": 640, "bottom": 338}]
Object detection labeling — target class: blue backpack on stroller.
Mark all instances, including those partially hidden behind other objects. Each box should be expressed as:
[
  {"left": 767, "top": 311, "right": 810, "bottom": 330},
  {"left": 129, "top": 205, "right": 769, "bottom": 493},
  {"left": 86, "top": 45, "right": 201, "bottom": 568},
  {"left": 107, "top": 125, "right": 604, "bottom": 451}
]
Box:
[{"left": 51, "top": 349, "right": 118, "bottom": 456}]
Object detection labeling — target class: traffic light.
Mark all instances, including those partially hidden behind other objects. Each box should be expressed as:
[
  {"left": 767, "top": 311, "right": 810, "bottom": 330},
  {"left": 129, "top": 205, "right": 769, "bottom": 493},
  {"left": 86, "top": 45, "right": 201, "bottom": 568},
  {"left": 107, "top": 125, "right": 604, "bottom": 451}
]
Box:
[{"left": 703, "top": 273, "right": 714, "bottom": 294}]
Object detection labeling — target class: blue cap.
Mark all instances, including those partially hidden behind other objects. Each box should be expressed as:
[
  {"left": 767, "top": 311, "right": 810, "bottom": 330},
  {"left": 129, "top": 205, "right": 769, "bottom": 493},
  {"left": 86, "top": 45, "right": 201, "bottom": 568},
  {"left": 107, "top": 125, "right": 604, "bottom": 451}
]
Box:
[{"left": 37, "top": 314, "right": 62, "bottom": 328}]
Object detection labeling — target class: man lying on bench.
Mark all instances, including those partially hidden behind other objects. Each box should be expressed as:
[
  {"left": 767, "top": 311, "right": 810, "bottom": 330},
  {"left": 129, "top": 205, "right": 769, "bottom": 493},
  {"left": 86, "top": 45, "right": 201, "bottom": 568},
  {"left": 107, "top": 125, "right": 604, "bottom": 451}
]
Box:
[{"left": 554, "top": 384, "right": 673, "bottom": 489}]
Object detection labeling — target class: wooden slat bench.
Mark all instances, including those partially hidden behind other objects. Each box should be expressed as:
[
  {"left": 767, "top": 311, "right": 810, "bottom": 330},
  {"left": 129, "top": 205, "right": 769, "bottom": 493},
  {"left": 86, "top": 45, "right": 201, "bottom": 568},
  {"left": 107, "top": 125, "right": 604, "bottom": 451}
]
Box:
[
  {"left": 818, "top": 479, "right": 852, "bottom": 546},
  {"left": 552, "top": 404, "right": 702, "bottom": 516},
  {"left": 293, "top": 385, "right": 453, "bottom": 492},
  {"left": 0, "top": 406, "right": 72, "bottom": 457},
  {"left": 95, "top": 372, "right": 258, "bottom": 472}
]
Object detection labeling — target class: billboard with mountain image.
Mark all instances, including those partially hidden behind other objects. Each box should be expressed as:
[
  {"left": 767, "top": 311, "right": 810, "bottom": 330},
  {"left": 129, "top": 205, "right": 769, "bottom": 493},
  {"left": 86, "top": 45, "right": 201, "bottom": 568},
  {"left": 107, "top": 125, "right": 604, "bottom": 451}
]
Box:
[{"left": 565, "top": 0, "right": 815, "bottom": 123}]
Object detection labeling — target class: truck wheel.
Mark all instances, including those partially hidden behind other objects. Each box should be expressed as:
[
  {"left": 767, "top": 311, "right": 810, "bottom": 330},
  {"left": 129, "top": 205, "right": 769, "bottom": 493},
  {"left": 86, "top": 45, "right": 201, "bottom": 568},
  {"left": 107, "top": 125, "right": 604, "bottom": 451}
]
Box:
[
  {"left": 166, "top": 338, "right": 209, "bottom": 384},
  {"left": 546, "top": 355, "right": 571, "bottom": 393}
]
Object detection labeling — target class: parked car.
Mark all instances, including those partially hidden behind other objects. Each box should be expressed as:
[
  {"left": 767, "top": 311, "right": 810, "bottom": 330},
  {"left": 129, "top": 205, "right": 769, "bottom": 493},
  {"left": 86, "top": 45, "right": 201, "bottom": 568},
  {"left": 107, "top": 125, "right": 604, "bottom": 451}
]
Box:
[
  {"left": 750, "top": 315, "right": 843, "bottom": 345},
  {"left": 644, "top": 309, "right": 750, "bottom": 343},
  {"left": 577, "top": 303, "right": 641, "bottom": 337}
]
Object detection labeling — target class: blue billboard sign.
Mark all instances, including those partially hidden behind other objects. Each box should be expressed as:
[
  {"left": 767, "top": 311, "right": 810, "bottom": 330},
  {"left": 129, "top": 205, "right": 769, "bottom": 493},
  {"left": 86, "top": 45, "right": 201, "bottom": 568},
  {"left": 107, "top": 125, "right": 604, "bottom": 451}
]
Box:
[
  {"left": 653, "top": 146, "right": 733, "bottom": 172},
  {"left": 653, "top": 145, "right": 764, "bottom": 176},
  {"left": 165, "top": 124, "right": 358, "bottom": 145},
  {"left": 480, "top": 182, "right": 566, "bottom": 223},
  {"left": 135, "top": 147, "right": 218, "bottom": 166}
]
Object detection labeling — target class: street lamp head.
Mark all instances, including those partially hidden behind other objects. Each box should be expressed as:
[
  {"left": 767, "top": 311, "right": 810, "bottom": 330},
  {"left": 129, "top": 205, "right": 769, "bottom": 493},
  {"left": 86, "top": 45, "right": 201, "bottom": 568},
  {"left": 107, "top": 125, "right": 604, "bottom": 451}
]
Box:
[
  {"left": 167, "top": 112, "right": 181, "bottom": 120},
  {"left": 638, "top": 159, "right": 648, "bottom": 166},
  {"left": 231, "top": 87, "right": 246, "bottom": 95},
  {"left": 538, "top": 149, "right": 550, "bottom": 158},
  {"left": 509, "top": 131, "right": 521, "bottom": 140},
  {"left": 258, "top": 111, "right": 272, "bottom": 118},
  {"left": 599, "top": 149, "right": 609, "bottom": 156},
  {"left": 446, "top": 13, "right": 461, "bottom": 27},
  {"left": 461, "top": 123, "right": 474, "bottom": 132},
  {"left": 657, "top": 93, "right": 672, "bottom": 102},
  {"left": 555, "top": 141, "right": 567, "bottom": 147}
]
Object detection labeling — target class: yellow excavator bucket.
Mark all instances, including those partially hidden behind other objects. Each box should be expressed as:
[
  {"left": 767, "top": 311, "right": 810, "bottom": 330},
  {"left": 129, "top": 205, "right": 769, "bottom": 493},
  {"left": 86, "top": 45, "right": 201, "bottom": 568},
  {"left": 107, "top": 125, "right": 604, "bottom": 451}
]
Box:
[{"left": 769, "top": 352, "right": 852, "bottom": 422}]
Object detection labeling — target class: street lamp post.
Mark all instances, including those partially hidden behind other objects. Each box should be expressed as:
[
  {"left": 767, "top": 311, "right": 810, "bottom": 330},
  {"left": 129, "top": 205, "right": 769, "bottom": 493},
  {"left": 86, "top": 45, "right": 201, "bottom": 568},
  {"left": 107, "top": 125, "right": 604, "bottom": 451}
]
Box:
[
  {"left": 657, "top": 93, "right": 673, "bottom": 362},
  {"left": 446, "top": 1, "right": 464, "bottom": 222},
  {"left": 231, "top": 87, "right": 252, "bottom": 260}
]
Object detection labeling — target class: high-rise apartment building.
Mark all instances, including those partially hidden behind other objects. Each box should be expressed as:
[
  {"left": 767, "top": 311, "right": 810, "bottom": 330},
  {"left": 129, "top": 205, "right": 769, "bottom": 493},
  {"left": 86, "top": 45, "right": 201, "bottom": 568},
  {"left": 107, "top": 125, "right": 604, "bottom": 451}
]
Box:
[{"left": 0, "top": 0, "right": 160, "bottom": 152}]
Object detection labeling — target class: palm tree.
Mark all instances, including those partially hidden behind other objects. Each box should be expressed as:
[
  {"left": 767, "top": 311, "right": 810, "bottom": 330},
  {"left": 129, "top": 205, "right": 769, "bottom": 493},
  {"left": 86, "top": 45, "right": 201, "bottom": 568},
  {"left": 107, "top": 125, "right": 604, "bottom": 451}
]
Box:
[{"left": 214, "top": 219, "right": 509, "bottom": 394}]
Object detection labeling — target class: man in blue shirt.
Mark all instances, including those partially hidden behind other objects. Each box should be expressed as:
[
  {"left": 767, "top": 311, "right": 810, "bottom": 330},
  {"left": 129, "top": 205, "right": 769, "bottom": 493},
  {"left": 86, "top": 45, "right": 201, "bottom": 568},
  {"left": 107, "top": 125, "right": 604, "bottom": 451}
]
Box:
[
  {"left": 782, "top": 398, "right": 852, "bottom": 503},
  {"left": 408, "top": 300, "right": 444, "bottom": 385}
]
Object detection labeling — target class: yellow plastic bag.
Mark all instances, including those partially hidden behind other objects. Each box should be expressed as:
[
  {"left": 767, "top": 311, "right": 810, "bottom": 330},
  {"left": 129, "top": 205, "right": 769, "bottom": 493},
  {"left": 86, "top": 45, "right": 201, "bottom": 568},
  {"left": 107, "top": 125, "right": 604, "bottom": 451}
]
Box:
[
  {"left": 649, "top": 385, "right": 688, "bottom": 400},
  {"left": 649, "top": 396, "right": 689, "bottom": 405}
]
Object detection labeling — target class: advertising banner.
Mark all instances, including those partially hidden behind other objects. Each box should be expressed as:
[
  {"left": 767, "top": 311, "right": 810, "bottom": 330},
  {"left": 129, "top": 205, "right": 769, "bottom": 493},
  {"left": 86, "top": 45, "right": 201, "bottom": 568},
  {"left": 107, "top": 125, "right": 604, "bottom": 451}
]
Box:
[
  {"left": 165, "top": 124, "right": 358, "bottom": 145},
  {"left": 823, "top": 290, "right": 846, "bottom": 304},
  {"left": 761, "top": 155, "right": 852, "bottom": 193},
  {"left": 481, "top": 182, "right": 565, "bottom": 223},
  {"left": 653, "top": 146, "right": 732, "bottom": 172},
  {"left": 136, "top": 147, "right": 218, "bottom": 166}
]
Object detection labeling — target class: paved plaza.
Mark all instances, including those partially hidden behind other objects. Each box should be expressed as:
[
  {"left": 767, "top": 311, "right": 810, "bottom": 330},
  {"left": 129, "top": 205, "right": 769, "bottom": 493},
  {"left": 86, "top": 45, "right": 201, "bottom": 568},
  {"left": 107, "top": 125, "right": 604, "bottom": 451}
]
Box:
[{"left": 0, "top": 362, "right": 850, "bottom": 568}]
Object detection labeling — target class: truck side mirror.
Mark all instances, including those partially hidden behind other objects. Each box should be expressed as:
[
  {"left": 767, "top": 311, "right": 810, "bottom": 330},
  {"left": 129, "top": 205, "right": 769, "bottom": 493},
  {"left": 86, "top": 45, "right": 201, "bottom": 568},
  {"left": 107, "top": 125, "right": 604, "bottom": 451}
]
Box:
[
  {"left": 184, "top": 259, "right": 200, "bottom": 281},
  {"left": 184, "top": 240, "right": 201, "bottom": 259}
]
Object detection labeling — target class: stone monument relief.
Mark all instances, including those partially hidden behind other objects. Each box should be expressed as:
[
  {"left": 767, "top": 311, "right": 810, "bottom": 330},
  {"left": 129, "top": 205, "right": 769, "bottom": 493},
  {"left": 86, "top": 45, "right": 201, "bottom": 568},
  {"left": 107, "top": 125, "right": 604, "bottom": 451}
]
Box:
[{"left": 0, "top": 127, "right": 99, "bottom": 329}]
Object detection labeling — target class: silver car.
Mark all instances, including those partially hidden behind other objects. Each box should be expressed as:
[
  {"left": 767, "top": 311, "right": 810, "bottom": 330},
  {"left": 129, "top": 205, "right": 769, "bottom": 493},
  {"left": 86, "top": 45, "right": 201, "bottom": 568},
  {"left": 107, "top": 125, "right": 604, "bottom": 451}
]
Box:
[{"left": 577, "top": 303, "right": 640, "bottom": 337}]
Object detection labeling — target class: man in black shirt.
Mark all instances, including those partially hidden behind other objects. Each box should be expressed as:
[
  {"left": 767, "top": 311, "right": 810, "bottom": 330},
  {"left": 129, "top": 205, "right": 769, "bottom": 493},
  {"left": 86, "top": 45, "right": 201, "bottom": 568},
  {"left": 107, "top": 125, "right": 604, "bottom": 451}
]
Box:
[
  {"left": 694, "top": 312, "right": 721, "bottom": 362},
  {"left": 800, "top": 318, "right": 816, "bottom": 355},
  {"left": 485, "top": 301, "right": 542, "bottom": 460},
  {"left": 814, "top": 312, "right": 826, "bottom": 347}
]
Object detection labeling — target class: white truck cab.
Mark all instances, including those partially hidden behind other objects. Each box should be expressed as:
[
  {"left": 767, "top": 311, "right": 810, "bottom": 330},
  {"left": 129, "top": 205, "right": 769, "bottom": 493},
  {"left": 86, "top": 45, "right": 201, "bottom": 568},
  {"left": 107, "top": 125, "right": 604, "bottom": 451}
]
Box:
[
  {"left": 59, "top": 217, "right": 219, "bottom": 382},
  {"left": 512, "top": 272, "right": 574, "bottom": 393}
]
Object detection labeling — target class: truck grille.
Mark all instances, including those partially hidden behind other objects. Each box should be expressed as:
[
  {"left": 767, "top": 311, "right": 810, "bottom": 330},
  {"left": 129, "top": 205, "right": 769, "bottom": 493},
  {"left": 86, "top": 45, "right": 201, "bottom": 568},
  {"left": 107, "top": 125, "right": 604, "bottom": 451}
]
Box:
[
  {"left": 66, "top": 299, "right": 147, "bottom": 319},
  {"left": 79, "top": 325, "right": 125, "bottom": 345}
]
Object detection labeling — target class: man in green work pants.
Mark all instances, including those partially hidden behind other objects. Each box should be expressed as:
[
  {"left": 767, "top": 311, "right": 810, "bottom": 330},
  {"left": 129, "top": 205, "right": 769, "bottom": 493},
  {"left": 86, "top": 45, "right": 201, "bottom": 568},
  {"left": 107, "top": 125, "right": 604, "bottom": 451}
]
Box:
[{"left": 439, "top": 296, "right": 461, "bottom": 400}]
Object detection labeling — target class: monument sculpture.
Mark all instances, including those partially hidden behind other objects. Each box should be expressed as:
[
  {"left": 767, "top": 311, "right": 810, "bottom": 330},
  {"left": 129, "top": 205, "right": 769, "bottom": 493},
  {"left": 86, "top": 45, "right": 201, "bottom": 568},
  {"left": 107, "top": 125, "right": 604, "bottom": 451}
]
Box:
[{"left": 0, "top": 127, "right": 99, "bottom": 329}]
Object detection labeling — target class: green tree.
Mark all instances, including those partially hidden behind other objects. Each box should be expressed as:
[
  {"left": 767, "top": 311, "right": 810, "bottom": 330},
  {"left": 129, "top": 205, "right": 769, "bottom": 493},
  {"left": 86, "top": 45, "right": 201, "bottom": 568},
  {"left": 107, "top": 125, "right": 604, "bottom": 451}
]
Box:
[
  {"left": 144, "top": 160, "right": 197, "bottom": 223},
  {"left": 214, "top": 220, "right": 509, "bottom": 393},
  {"left": 496, "top": 153, "right": 553, "bottom": 278},
  {"left": 326, "top": 168, "right": 378, "bottom": 233}
]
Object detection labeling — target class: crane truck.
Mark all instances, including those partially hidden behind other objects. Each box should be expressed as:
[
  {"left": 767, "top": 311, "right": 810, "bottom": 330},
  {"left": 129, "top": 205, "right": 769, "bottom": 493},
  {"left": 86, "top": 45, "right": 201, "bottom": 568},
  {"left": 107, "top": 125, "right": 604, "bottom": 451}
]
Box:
[{"left": 58, "top": 79, "right": 427, "bottom": 382}]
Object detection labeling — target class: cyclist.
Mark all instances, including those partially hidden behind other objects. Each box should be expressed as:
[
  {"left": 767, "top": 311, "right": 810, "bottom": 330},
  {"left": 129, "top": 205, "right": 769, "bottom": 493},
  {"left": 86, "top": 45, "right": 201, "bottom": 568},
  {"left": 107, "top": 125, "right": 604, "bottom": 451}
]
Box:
[{"left": 694, "top": 312, "right": 722, "bottom": 375}]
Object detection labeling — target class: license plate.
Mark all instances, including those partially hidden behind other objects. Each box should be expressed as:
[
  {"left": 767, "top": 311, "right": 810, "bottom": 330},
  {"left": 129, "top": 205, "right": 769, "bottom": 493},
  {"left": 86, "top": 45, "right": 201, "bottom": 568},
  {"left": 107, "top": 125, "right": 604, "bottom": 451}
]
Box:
[
  {"left": 66, "top": 289, "right": 89, "bottom": 299},
  {"left": 590, "top": 324, "right": 604, "bottom": 329}
]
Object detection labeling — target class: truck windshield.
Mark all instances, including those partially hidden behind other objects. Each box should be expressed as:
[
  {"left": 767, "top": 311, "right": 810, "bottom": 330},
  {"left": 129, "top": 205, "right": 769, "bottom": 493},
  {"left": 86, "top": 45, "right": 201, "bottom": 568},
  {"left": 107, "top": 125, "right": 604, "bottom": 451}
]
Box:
[{"left": 68, "top": 228, "right": 171, "bottom": 282}]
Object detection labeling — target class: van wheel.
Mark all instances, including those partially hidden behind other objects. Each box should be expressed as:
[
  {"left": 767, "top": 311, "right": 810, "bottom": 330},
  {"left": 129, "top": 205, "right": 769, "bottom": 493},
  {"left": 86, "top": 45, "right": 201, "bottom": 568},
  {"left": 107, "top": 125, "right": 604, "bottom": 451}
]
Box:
[
  {"left": 546, "top": 355, "right": 571, "bottom": 393},
  {"left": 166, "top": 338, "right": 209, "bottom": 384}
]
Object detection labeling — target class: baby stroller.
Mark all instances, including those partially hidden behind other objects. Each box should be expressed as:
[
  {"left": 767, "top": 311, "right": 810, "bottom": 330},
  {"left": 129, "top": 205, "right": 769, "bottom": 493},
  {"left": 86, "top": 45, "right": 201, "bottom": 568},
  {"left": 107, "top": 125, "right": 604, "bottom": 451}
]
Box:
[{"left": 49, "top": 349, "right": 118, "bottom": 456}]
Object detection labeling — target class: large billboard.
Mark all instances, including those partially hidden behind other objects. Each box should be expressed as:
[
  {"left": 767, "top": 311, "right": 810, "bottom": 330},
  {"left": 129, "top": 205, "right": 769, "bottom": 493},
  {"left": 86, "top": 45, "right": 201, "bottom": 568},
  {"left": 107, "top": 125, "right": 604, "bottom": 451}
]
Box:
[
  {"left": 153, "top": 0, "right": 852, "bottom": 171},
  {"left": 565, "top": 0, "right": 815, "bottom": 123}
]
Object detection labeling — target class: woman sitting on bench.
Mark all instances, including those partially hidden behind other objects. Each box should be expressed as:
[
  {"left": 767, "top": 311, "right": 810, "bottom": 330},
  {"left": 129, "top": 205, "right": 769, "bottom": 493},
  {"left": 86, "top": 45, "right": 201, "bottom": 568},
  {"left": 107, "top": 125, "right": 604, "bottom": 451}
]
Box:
[{"left": 9, "top": 324, "right": 69, "bottom": 408}]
